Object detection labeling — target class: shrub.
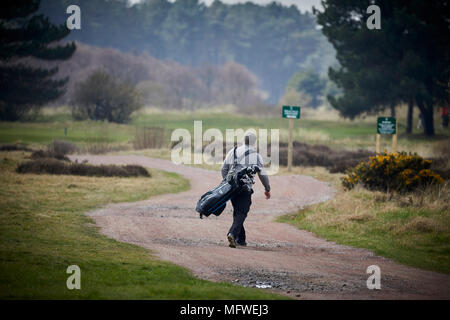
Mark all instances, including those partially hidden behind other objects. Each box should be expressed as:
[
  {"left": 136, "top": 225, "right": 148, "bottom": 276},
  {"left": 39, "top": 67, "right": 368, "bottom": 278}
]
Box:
[
  {"left": 16, "top": 159, "right": 150, "bottom": 177},
  {"left": 72, "top": 70, "right": 141, "bottom": 123},
  {"left": 133, "top": 127, "right": 169, "bottom": 150},
  {"left": 0, "top": 144, "right": 32, "bottom": 152},
  {"left": 278, "top": 141, "right": 374, "bottom": 172},
  {"left": 342, "top": 152, "right": 444, "bottom": 193},
  {"left": 83, "top": 143, "right": 131, "bottom": 155},
  {"left": 48, "top": 140, "right": 78, "bottom": 155},
  {"left": 30, "top": 150, "right": 70, "bottom": 162}
]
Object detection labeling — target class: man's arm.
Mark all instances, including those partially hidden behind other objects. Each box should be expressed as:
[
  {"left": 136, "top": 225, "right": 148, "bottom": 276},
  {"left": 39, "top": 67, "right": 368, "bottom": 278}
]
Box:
[
  {"left": 221, "top": 163, "right": 230, "bottom": 179},
  {"left": 221, "top": 149, "right": 233, "bottom": 179},
  {"left": 256, "top": 154, "right": 270, "bottom": 192}
]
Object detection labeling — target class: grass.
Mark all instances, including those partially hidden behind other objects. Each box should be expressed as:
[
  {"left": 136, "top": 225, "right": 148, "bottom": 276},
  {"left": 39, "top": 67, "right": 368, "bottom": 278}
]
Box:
[
  {"left": 1, "top": 105, "right": 448, "bottom": 158},
  {"left": 0, "top": 151, "right": 284, "bottom": 299},
  {"left": 0, "top": 120, "right": 133, "bottom": 145},
  {"left": 277, "top": 173, "right": 450, "bottom": 274}
]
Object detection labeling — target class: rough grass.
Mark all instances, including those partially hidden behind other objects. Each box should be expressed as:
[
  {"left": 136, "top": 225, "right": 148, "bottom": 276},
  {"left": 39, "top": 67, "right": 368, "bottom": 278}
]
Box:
[
  {"left": 278, "top": 176, "right": 450, "bottom": 274},
  {"left": 0, "top": 151, "right": 283, "bottom": 299}
]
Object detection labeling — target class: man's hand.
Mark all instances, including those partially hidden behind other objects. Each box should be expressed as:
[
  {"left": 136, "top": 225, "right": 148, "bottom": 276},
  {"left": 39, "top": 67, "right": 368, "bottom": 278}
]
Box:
[{"left": 264, "top": 191, "right": 271, "bottom": 199}]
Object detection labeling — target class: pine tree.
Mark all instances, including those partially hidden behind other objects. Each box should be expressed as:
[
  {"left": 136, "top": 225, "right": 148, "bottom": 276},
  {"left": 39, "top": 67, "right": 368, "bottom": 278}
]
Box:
[
  {"left": 0, "top": 0, "right": 76, "bottom": 121},
  {"left": 316, "top": 0, "right": 449, "bottom": 136}
]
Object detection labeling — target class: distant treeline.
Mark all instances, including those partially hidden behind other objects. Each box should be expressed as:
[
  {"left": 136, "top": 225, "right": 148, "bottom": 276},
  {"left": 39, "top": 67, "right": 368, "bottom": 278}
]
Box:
[
  {"left": 39, "top": 0, "right": 335, "bottom": 102},
  {"left": 36, "top": 42, "right": 265, "bottom": 110}
]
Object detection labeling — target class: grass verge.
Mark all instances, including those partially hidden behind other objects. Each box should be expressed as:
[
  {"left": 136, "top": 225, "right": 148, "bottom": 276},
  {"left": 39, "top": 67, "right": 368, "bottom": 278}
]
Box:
[
  {"left": 278, "top": 171, "right": 450, "bottom": 274},
  {"left": 0, "top": 151, "right": 283, "bottom": 299}
]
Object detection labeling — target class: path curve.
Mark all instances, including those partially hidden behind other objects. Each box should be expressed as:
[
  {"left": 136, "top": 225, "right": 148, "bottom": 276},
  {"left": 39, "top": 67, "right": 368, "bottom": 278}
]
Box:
[{"left": 71, "top": 155, "right": 450, "bottom": 299}]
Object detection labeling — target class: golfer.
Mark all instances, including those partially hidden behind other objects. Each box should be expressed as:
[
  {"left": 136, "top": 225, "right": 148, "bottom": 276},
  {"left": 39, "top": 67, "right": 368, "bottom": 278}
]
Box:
[{"left": 221, "top": 131, "right": 271, "bottom": 248}]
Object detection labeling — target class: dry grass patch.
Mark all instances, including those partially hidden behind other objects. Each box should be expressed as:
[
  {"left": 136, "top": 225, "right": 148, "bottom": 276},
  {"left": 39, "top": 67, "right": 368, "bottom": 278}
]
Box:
[{"left": 278, "top": 173, "right": 450, "bottom": 274}]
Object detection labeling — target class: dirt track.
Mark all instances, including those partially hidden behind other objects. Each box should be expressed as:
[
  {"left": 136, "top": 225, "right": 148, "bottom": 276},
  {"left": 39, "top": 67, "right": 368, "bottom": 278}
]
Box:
[{"left": 71, "top": 155, "right": 450, "bottom": 299}]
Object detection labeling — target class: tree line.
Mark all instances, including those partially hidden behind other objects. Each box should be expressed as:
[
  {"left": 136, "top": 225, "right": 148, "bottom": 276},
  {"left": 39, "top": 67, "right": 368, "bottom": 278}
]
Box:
[
  {"left": 38, "top": 0, "right": 334, "bottom": 103},
  {"left": 2, "top": 0, "right": 448, "bottom": 137},
  {"left": 316, "top": 0, "right": 449, "bottom": 136}
]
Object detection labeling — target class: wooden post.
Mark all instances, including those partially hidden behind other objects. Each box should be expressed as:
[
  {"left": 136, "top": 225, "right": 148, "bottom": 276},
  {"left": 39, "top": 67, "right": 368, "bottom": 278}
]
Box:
[
  {"left": 376, "top": 134, "right": 381, "bottom": 154},
  {"left": 288, "top": 118, "right": 293, "bottom": 172},
  {"left": 392, "top": 121, "right": 398, "bottom": 153}
]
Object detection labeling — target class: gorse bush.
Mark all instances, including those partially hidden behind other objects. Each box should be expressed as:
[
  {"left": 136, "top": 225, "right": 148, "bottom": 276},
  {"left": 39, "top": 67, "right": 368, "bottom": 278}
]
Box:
[
  {"left": 342, "top": 152, "right": 444, "bottom": 193},
  {"left": 72, "top": 70, "right": 141, "bottom": 123}
]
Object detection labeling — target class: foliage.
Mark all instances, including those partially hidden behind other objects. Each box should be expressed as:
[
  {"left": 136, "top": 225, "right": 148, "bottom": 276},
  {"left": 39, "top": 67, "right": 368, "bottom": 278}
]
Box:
[
  {"left": 72, "top": 70, "right": 141, "bottom": 123},
  {"left": 39, "top": 0, "right": 330, "bottom": 102},
  {"left": 343, "top": 152, "right": 444, "bottom": 192},
  {"left": 0, "top": 0, "right": 76, "bottom": 121},
  {"left": 287, "top": 70, "right": 327, "bottom": 108},
  {"left": 16, "top": 158, "right": 151, "bottom": 177},
  {"left": 315, "top": 0, "right": 450, "bottom": 136},
  {"left": 279, "top": 141, "right": 374, "bottom": 173},
  {"left": 30, "top": 149, "right": 70, "bottom": 162},
  {"left": 41, "top": 43, "right": 265, "bottom": 110},
  {"left": 47, "top": 139, "right": 78, "bottom": 155},
  {"left": 133, "top": 127, "right": 169, "bottom": 150},
  {"left": 0, "top": 144, "right": 32, "bottom": 152}
]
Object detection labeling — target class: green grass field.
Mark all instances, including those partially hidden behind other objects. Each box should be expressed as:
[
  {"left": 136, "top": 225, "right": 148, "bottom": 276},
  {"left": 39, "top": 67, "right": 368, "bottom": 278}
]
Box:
[
  {"left": 2, "top": 106, "right": 449, "bottom": 157},
  {"left": 0, "top": 151, "right": 284, "bottom": 299}
]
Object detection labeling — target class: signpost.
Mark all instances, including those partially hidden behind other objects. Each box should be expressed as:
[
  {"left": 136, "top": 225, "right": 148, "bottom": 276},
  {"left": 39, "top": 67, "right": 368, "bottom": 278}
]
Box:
[
  {"left": 282, "top": 106, "right": 301, "bottom": 171},
  {"left": 376, "top": 117, "right": 397, "bottom": 154}
]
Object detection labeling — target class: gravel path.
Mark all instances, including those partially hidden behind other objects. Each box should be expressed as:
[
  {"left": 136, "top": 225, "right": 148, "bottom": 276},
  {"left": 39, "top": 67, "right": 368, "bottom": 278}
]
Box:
[{"left": 71, "top": 155, "right": 450, "bottom": 299}]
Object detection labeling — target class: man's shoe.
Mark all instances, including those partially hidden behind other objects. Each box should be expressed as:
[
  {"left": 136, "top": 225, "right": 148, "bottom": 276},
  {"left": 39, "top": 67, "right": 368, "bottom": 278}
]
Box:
[
  {"left": 227, "top": 234, "right": 236, "bottom": 248},
  {"left": 236, "top": 241, "right": 247, "bottom": 247}
]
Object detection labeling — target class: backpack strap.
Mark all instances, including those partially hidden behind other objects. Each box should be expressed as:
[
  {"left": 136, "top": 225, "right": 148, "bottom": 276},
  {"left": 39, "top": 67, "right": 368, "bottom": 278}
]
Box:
[{"left": 237, "top": 148, "right": 256, "bottom": 166}]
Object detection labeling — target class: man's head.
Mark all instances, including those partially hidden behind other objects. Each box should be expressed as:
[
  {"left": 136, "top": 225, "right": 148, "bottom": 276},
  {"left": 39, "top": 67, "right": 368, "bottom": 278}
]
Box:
[{"left": 244, "top": 130, "right": 257, "bottom": 146}]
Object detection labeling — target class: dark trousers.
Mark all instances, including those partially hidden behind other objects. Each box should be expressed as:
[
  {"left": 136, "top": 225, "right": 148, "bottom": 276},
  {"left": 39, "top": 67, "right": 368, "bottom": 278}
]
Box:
[{"left": 228, "top": 190, "right": 252, "bottom": 244}]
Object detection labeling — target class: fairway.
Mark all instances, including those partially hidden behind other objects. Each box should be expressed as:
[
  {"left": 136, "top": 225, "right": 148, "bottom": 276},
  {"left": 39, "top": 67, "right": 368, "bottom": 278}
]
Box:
[{"left": 2, "top": 107, "right": 449, "bottom": 156}]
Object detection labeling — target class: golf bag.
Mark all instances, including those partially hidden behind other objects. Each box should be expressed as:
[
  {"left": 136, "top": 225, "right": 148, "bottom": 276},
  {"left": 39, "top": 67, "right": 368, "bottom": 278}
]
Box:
[{"left": 195, "top": 147, "right": 260, "bottom": 219}]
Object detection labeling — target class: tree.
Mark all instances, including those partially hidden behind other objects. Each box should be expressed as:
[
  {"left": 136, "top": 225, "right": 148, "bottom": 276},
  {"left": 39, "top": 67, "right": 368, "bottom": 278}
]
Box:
[
  {"left": 39, "top": 0, "right": 328, "bottom": 103},
  {"left": 0, "top": 0, "right": 76, "bottom": 121},
  {"left": 72, "top": 70, "right": 141, "bottom": 123},
  {"left": 316, "top": 0, "right": 450, "bottom": 136},
  {"left": 287, "top": 69, "right": 326, "bottom": 108}
]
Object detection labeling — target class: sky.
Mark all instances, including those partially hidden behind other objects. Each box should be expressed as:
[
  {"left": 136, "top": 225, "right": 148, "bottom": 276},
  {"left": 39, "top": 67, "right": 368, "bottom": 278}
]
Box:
[{"left": 128, "top": 0, "right": 322, "bottom": 13}]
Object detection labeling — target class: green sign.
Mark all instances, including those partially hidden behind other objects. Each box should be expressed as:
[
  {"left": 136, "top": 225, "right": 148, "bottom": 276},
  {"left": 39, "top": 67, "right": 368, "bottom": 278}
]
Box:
[
  {"left": 282, "top": 106, "right": 301, "bottom": 119},
  {"left": 377, "top": 117, "right": 396, "bottom": 134}
]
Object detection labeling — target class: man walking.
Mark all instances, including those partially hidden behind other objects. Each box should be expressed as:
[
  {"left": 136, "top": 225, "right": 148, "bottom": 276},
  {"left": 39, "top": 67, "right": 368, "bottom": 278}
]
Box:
[{"left": 221, "top": 131, "right": 271, "bottom": 248}]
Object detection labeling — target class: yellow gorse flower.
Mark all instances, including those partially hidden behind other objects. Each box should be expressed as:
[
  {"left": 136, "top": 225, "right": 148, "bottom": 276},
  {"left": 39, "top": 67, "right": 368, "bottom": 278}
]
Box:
[{"left": 342, "top": 151, "right": 444, "bottom": 192}]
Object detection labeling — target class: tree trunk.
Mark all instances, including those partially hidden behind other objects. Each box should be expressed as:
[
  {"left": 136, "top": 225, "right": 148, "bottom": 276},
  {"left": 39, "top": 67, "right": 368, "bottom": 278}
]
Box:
[
  {"left": 417, "top": 100, "right": 435, "bottom": 136},
  {"left": 390, "top": 104, "right": 396, "bottom": 117},
  {"left": 406, "top": 100, "right": 413, "bottom": 134}
]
